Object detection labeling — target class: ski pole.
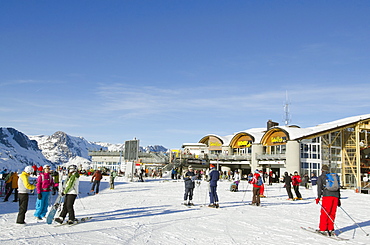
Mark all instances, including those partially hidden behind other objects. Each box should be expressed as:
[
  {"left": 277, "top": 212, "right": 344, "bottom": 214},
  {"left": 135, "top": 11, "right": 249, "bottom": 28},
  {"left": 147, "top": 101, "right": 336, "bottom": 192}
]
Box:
[
  {"left": 339, "top": 206, "right": 369, "bottom": 236},
  {"left": 318, "top": 201, "right": 343, "bottom": 233},
  {"left": 204, "top": 182, "right": 209, "bottom": 206},
  {"left": 77, "top": 194, "right": 86, "bottom": 210},
  {"left": 241, "top": 182, "right": 250, "bottom": 203}
]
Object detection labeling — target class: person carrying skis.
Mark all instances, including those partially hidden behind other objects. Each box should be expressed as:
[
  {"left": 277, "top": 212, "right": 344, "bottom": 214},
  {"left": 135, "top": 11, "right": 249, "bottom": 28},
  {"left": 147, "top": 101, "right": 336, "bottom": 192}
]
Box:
[
  {"left": 34, "top": 164, "right": 55, "bottom": 220},
  {"left": 90, "top": 169, "right": 102, "bottom": 194},
  {"left": 315, "top": 165, "right": 341, "bottom": 236},
  {"left": 16, "top": 166, "right": 35, "bottom": 224},
  {"left": 250, "top": 169, "right": 262, "bottom": 206},
  {"left": 183, "top": 165, "right": 196, "bottom": 206},
  {"left": 207, "top": 164, "right": 220, "bottom": 208},
  {"left": 282, "top": 172, "right": 294, "bottom": 200},
  {"left": 292, "top": 171, "right": 302, "bottom": 200},
  {"left": 54, "top": 165, "right": 80, "bottom": 225}
]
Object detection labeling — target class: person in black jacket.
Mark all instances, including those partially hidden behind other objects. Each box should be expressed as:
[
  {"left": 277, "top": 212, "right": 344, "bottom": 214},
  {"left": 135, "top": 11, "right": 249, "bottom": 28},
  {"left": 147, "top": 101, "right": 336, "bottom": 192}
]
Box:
[
  {"left": 315, "top": 165, "right": 341, "bottom": 236},
  {"left": 283, "top": 172, "right": 294, "bottom": 200},
  {"left": 183, "top": 165, "right": 196, "bottom": 206}
]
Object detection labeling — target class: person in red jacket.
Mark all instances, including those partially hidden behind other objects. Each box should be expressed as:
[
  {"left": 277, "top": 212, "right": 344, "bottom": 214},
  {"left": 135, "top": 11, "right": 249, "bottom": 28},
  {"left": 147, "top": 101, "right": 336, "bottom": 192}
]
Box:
[
  {"left": 90, "top": 170, "right": 103, "bottom": 194},
  {"left": 250, "top": 169, "right": 262, "bottom": 206},
  {"left": 291, "top": 171, "right": 302, "bottom": 200}
]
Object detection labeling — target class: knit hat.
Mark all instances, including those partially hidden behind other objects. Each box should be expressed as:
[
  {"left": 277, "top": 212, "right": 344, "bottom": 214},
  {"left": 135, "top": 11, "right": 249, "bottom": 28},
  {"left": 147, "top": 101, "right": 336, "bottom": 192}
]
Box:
[
  {"left": 24, "top": 166, "right": 33, "bottom": 174},
  {"left": 210, "top": 164, "right": 215, "bottom": 168},
  {"left": 255, "top": 169, "right": 259, "bottom": 173},
  {"left": 188, "top": 165, "right": 193, "bottom": 169},
  {"left": 321, "top": 165, "right": 329, "bottom": 171}
]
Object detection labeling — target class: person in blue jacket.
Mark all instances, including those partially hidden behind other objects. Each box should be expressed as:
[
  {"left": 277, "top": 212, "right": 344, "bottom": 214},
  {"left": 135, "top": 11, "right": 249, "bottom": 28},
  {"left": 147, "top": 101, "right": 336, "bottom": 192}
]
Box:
[{"left": 207, "top": 164, "right": 220, "bottom": 208}]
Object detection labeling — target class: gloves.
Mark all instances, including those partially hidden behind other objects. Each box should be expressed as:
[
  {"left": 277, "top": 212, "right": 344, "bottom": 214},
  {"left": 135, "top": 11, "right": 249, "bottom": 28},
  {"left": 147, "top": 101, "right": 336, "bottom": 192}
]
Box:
[
  {"left": 38, "top": 193, "right": 42, "bottom": 200},
  {"left": 315, "top": 198, "right": 320, "bottom": 204},
  {"left": 338, "top": 199, "right": 341, "bottom": 207}
]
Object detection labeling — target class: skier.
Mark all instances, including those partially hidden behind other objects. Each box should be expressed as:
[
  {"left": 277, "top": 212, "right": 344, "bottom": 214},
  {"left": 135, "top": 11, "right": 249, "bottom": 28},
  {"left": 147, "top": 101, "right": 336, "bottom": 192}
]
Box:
[
  {"left": 34, "top": 164, "right": 55, "bottom": 220},
  {"left": 310, "top": 172, "right": 318, "bottom": 197},
  {"left": 16, "top": 166, "right": 35, "bottom": 224},
  {"left": 183, "top": 165, "right": 196, "bottom": 205},
  {"left": 250, "top": 169, "right": 262, "bottom": 206},
  {"left": 232, "top": 170, "right": 241, "bottom": 191},
  {"left": 110, "top": 170, "right": 117, "bottom": 189},
  {"left": 282, "top": 172, "right": 294, "bottom": 200},
  {"left": 315, "top": 165, "right": 341, "bottom": 236},
  {"left": 54, "top": 165, "right": 80, "bottom": 225},
  {"left": 292, "top": 171, "right": 302, "bottom": 200},
  {"left": 90, "top": 169, "right": 102, "bottom": 194},
  {"left": 3, "top": 171, "right": 18, "bottom": 202},
  {"left": 207, "top": 164, "right": 220, "bottom": 208},
  {"left": 259, "top": 170, "right": 266, "bottom": 198},
  {"left": 302, "top": 173, "right": 310, "bottom": 189}
]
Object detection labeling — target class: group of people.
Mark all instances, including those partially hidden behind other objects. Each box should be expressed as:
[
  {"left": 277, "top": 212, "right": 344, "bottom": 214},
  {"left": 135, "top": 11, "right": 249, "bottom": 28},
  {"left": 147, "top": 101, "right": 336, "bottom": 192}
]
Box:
[
  {"left": 182, "top": 164, "right": 341, "bottom": 236},
  {"left": 183, "top": 164, "right": 220, "bottom": 208},
  {"left": 13, "top": 164, "right": 81, "bottom": 225},
  {"left": 13, "top": 165, "right": 118, "bottom": 225}
]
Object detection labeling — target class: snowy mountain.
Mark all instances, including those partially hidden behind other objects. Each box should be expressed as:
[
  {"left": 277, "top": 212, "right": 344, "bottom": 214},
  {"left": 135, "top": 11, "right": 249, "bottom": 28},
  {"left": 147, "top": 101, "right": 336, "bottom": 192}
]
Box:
[
  {"left": 0, "top": 128, "right": 52, "bottom": 171},
  {"left": 143, "top": 145, "right": 168, "bottom": 153},
  {"left": 94, "top": 143, "right": 168, "bottom": 153},
  {"left": 0, "top": 128, "right": 169, "bottom": 171},
  {"left": 29, "top": 131, "right": 106, "bottom": 165}
]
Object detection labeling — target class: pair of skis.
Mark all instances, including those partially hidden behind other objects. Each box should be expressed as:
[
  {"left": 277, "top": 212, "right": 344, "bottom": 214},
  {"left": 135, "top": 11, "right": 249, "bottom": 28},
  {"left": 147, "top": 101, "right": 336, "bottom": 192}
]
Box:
[
  {"left": 54, "top": 217, "right": 92, "bottom": 227},
  {"left": 301, "top": 227, "right": 348, "bottom": 241}
]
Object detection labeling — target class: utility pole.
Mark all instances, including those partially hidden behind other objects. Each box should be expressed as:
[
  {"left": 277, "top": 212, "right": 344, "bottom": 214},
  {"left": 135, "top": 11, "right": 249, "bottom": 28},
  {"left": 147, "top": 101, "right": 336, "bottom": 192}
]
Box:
[{"left": 283, "top": 91, "right": 291, "bottom": 126}]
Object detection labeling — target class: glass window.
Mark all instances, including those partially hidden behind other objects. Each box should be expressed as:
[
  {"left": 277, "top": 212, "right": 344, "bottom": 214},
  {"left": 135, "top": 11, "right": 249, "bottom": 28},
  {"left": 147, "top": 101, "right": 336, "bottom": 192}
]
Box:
[{"left": 281, "top": 145, "right": 286, "bottom": 153}]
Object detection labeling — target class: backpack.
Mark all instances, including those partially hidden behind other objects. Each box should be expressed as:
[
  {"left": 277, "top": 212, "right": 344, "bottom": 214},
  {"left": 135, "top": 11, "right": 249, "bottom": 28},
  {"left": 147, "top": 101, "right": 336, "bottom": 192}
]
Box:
[
  {"left": 325, "top": 173, "right": 340, "bottom": 191},
  {"left": 256, "top": 176, "right": 263, "bottom": 186}
]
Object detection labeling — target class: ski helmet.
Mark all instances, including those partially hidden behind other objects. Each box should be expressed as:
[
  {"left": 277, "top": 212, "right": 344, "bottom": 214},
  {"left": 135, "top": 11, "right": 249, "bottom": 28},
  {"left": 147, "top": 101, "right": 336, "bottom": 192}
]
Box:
[
  {"left": 24, "top": 166, "right": 33, "bottom": 174},
  {"left": 68, "top": 165, "right": 77, "bottom": 172}
]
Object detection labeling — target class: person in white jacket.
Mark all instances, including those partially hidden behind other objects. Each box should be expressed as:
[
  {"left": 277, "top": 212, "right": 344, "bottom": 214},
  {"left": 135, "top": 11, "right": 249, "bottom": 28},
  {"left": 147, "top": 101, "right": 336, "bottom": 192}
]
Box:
[
  {"left": 54, "top": 165, "right": 80, "bottom": 225},
  {"left": 233, "top": 170, "right": 241, "bottom": 191},
  {"left": 16, "top": 166, "right": 35, "bottom": 224}
]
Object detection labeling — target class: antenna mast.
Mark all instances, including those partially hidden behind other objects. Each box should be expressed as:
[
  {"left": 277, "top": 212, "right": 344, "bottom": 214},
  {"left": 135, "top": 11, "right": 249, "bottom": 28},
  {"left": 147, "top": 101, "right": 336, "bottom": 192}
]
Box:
[{"left": 283, "top": 91, "right": 291, "bottom": 126}]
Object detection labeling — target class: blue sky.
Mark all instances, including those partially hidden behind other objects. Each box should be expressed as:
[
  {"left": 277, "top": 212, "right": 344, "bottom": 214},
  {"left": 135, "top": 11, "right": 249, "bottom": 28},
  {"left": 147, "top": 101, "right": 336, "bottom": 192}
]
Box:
[{"left": 1, "top": 1, "right": 370, "bottom": 149}]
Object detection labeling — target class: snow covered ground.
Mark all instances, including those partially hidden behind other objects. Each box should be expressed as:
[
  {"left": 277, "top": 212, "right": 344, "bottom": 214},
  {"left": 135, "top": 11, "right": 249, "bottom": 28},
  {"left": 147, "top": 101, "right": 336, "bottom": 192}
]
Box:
[{"left": 1, "top": 175, "right": 369, "bottom": 245}]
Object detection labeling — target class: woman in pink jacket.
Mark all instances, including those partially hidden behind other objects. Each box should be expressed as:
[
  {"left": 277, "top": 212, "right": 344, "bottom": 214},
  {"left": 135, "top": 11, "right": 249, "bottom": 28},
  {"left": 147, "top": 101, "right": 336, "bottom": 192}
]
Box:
[{"left": 34, "top": 164, "right": 55, "bottom": 220}]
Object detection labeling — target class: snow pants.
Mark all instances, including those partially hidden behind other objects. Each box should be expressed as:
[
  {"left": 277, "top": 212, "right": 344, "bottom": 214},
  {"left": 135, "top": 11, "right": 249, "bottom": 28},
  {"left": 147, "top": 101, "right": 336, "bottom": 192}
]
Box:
[
  {"left": 260, "top": 184, "right": 265, "bottom": 196},
  {"left": 60, "top": 194, "right": 77, "bottom": 221},
  {"left": 34, "top": 191, "right": 50, "bottom": 218},
  {"left": 4, "top": 187, "right": 18, "bottom": 201},
  {"left": 91, "top": 180, "right": 101, "bottom": 194},
  {"left": 16, "top": 193, "right": 29, "bottom": 224},
  {"left": 319, "top": 196, "right": 339, "bottom": 231},
  {"left": 293, "top": 185, "right": 302, "bottom": 199},
  {"left": 285, "top": 185, "right": 293, "bottom": 199},
  {"left": 184, "top": 187, "right": 194, "bottom": 201},
  {"left": 252, "top": 186, "right": 261, "bottom": 205},
  {"left": 209, "top": 186, "right": 219, "bottom": 204}
]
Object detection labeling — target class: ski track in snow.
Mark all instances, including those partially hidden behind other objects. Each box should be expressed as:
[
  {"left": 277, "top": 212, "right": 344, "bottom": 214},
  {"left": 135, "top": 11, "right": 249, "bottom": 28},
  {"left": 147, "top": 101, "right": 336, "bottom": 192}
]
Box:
[{"left": 0, "top": 176, "right": 369, "bottom": 245}]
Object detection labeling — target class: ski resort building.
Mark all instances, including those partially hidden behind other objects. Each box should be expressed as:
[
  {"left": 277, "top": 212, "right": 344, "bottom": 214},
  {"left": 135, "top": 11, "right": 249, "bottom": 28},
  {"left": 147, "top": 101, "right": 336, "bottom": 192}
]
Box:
[{"left": 179, "top": 114, "right": 370, "bottom": 192}]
